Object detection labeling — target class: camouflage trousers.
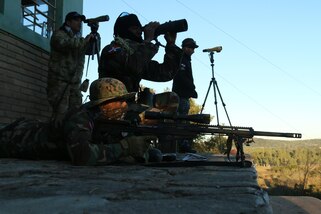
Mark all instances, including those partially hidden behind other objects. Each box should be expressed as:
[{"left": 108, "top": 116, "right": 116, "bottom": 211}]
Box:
[
  {"left": 47, "top": 79, "right": 82, "bottom": 117},
  {"left": 0, "top": 119, "right": 68, "bottom": 160},
  {"left": 0, "top": 119, "right": 148, "bottom": 165},
  {"left": 177, "top": 97, "right": 190, "bottom": 115}
]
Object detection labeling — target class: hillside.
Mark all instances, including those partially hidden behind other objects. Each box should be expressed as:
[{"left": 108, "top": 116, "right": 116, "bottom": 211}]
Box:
[{"left": 249, "top": 138, "right": 321, "bottom": 148}]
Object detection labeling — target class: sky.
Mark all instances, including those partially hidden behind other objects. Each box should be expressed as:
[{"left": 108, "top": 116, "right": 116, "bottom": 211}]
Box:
[{"left": 81, "top": 0, "right": 321, "bottom": 139}]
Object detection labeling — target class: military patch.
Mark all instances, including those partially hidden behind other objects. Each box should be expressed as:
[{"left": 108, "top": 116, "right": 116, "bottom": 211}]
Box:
[
  {"left": 108, "top": 45, "right": 122, "bottom": 54},
  {"left": 180, "top": 63, "right": 186, "bottom": 71}
]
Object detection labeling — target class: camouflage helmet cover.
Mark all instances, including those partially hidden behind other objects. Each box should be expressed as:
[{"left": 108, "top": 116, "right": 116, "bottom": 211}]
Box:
[{"left": 88, "top": 78, "right": 136, "bottom": 107}]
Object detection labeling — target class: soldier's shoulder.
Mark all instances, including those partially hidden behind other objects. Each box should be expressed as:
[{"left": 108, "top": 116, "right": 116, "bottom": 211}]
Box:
[
  {"left": 52, "top": 28, "right": 66, "bottom": 35},
  {"left": 102, "top": 41, "right": 122, "bottom": 56},
  {"left": 64, "top": 107, "right": 93, "bottom": 131},
  {"left": 66, "top": 107, "right": 91, "bottom": 122},
  {"left": 51, "top": 28, "right": 68, "bottom": 40}
]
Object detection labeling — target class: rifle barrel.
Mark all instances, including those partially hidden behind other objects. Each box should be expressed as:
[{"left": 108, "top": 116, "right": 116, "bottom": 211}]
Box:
[
  {"left": 253, "top": 131, "right": 302, "bottom": 138},
  {"left": 199, "top": 125, "right": 302, "bottom": 138}
]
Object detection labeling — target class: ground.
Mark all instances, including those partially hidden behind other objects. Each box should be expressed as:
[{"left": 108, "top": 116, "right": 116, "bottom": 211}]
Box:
[
  {"left": 0, "top": 155, "right": 272, "bottom": 214},
  {"left": 270, "top": 196, "right": 321, "bottom": 214}
]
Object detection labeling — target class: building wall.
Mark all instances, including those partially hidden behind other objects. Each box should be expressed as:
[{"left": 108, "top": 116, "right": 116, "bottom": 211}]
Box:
[
  {"left": 0, "top": 29, "right": 51, "bottom": 123},
  {"left": 0, "top": 0, "right": 83, "bottom": 124}
]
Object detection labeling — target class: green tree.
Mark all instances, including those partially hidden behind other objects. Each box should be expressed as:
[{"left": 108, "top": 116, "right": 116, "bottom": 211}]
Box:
[
  {"left": 188, "top": 98, "right": 202, "bottom": 114},
  {"left": 194, "top": 135, "right": 227, "bottom": 153},
  {"left": 299, "top": 149, "right": 319, "bottom": 190}
]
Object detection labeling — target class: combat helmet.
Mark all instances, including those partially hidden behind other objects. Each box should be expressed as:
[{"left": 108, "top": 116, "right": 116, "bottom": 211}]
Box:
[{"left": 87, "top": 78, "right": 136, "bottom": 107}]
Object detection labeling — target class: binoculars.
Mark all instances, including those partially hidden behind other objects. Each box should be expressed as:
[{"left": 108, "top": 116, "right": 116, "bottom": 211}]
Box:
[{"left": 154, "top": 19, "right": 188, "bottom": 37}]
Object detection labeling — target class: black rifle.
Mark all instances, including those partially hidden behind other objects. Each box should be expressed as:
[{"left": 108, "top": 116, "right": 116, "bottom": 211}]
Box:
[{"left": 95, "top": 112, "right": 301, "bottom": 164}]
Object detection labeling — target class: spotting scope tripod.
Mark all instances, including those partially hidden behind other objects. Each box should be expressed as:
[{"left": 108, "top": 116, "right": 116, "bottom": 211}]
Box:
[{"left": 200, "top": 46, "right": 232, "bottom": 127}]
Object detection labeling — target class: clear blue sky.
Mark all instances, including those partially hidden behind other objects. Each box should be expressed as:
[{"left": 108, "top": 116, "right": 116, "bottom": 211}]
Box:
[{"left": 81, "top": 0, "right": 321, "bottom": 139}]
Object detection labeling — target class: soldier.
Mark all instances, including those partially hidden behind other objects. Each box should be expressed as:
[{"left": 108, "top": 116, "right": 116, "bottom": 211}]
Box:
[
  {"left": 0, "top": 78, "right": 158, "bottom": 165},
  {"left": 172, "top": 38, "right": 198, "bottom": 115},
  {"left": 171, "top": 38, "right": 199, "bottom": 153},
  {"left": 47, "top": 11, "right": 93, "bottom": 127},
  {"left": 98, "top": 12, "right": 182, "bottom": 122},
  {"left": 98, "top": 12, "right": 182, "bottom": 93}
]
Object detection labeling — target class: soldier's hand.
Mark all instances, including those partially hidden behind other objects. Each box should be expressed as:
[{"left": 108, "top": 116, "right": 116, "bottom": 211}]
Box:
[
  {"left": 139, "top": 108, "right": 160, "bottom": 125},
  {"left": 143, "top": 22, "right": 160, "bottom": 43},
  {"left": 165, "top": 32, "right": 177, "bottom": 45},
  {"left": 85, "top": 33, "right": 94, "bottom": 43}
]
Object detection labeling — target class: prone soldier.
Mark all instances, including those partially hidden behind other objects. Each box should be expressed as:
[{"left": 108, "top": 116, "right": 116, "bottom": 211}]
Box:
[{"left": 1, "top": 78, "right": 159, "bottom": 165}]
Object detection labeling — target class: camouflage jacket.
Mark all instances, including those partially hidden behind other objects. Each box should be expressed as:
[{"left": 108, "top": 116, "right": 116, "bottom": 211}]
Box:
[
  {"left": 0, "top": 106, "right": 150, "bottom": 166},
  {"left": 98, "top": 37, "right": 183, "bottom": 92},
  {"left": 63, "top": 105, "right": 125, "bottom": 166},
  {"left": 48, "top": 27, "right": 88, "bottom": 84}
]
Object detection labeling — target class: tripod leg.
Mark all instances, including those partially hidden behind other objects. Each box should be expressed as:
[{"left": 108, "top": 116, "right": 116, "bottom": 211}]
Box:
[
  {"left": 200, "top": 80, "right": 213, "bottom": 114},
  {"left": 95, "top": 40, "right": 101, "bottom": 63},
  {"left": 91, "top": 41, "right": 96, "bottom": 60},
  {"left": 214, "top": 81, "right": 232, "bottom": 127},
  {"left": 212, "top": 78, "right": 220, "bottom": 125},
  {"left": 85, "top": 55, "right": 90, "bottom": 77}
]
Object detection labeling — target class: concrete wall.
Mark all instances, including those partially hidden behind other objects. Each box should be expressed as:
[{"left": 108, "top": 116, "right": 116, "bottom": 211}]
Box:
[
  {"left": 0, "top": 0, "right": 83, "bottom": 124},
  {"left": 0, "top": 29, "right": 51, "bottom": 123}
]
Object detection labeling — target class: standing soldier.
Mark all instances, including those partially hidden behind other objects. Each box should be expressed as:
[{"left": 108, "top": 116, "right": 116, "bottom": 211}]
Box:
[
  {"left": 172, "top": 38, "right": 198, "bottom": 115},
  {"left": 98, "top": 13, "right": 183, "bottom": 153},
  {"left": 99, "top": 12, "right": 183, "bottom": 115},
  {"left": 98, "top": 12, "right": 182, "bottom": 93},
  {"left": 47, "top": 11, "right": 93, "bottom": 127},
  {"left": 172, "top": 38, "right": 198, "bottom": 153}
]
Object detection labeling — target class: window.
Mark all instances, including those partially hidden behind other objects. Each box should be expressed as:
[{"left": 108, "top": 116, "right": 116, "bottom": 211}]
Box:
[
  {"left": 21, "top": 0, "right": 56, "bottom": 38},
  {"left": 0, "top": 0, "right": 4, "bottom": 14}
]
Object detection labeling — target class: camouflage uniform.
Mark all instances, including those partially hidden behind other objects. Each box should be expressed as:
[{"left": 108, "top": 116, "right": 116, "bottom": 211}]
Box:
[
  {"left": 0, "top": 108, "right": 125, "bottom": 165},
  {"left": 99, "top": 37, "right": 181, "bottom": 111},
  {"left": 47, "top": 26, "right": 88, "bottom": 118},
  {"left": 0, "top": 78, "right": 152, "bottom": 166},
  {"left": 98, "top": 37, "right": 182, "bottom": 92},
  {"left": 0, "top": 119, "right": 68, "bottom": 160}
]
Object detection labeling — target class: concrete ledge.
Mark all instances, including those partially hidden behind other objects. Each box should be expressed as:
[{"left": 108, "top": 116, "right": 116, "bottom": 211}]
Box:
[{"left": 0, "top": 156, "right": 272, "bottom": 214}]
